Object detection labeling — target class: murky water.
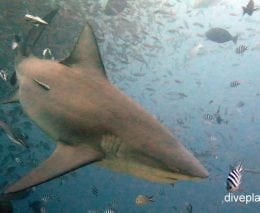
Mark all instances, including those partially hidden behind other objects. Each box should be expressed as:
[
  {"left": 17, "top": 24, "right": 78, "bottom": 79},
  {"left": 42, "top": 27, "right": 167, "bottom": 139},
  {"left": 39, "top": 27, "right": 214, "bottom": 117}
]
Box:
[{"left": 0, "top": 0, "right": 259, "bottom": 212}]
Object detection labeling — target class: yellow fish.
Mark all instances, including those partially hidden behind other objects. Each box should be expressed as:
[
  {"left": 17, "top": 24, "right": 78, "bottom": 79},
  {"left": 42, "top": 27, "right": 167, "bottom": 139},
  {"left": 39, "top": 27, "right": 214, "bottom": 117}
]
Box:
[{"left": 136, "top": 195, "right": 154, "bottom": 206}]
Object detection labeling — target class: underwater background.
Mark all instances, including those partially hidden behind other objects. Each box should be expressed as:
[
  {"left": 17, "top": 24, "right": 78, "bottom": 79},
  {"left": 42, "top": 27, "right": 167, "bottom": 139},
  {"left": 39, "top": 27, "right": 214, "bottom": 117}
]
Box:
[{"left": 0, "top": 0, "right": 259, "bottom": 212}]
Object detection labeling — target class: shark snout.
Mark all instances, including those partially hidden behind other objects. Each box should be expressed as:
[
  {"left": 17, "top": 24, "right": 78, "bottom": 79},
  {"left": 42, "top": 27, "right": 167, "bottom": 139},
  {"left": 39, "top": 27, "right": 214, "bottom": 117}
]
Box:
[
  {"left": 171, "top": 147, "right": 209, "bottom": 178},
  {"left": 182, "top": 158, "right": 209, "bottom": 178},
  {"left": 160, "top": 143, "right": 209, "bottom": 179}
]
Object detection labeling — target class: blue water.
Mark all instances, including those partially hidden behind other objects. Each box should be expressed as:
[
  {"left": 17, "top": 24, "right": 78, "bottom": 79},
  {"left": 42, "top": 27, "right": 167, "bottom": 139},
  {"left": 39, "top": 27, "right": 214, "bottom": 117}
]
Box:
[{"left": 0, "top": 0, "right": 259, "bottom": 212}]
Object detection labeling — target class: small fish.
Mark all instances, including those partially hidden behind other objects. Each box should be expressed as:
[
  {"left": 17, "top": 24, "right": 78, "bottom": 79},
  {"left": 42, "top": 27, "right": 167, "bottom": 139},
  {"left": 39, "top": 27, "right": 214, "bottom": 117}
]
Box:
[
  {"left": 230, "top": 81, "right": 240, "bottom": 87},
  {"left": 174, "top": 79, "right": 182, "bottom": 84},
  {"left": 41, "top": 195, "right": 51, "bottom": 203},
  {"left": 185, "top": 203, "right": 193, "bottom": 213},
  {"left": 15, "top": 157, "right": 22, "bottom": 164},
  {"left": 88, "top": 210, "right": 98, "bottom": 213},
  {"left": 135, "top": 195, "right": 154, "bottom": 206},
  {"left": 41, "top": 193, "right": 59, "bottom": 202},
  {"left": 24, "top": 14, "right": 48, "bottom": 25},
  {"left": 91, "top": 185, "right": 98, "bottom": 197},
  {"left": 229, "top": 12, "right": 239, "bottom": 16},
  {"left": 203, "top": 114, "right": 215, "bottom": 121},
  {"left": 189, "top": 43, "right": 203, "bottom": 58},
  {"left": 210, "top": 135, "right": 217, "bottom": 141},
  {"left": 103, "top": 207, "right": 117, "bottom": 213},
  {"left": 242, "top": 0, "right": 259, "bottom": 16},
  {"left": 178, "top": 92, "right": 188, "bottom": 98},
  {"left": 12, "top": 35, "right": 21, "bottom": 50},
  {"left": 0, "top": 120, "right": 28, "bottom": 148},
  {"left": 193, "top": 22, "right": 204, "bottom": 28},
  {"left": 226, "top": 162, "right": 243, "bottom": 192},
  {"left": 236, "top": 101, "right": 245, "bottom": 108},
  {"left": 0, "top": 70, "right": 7, "bottom": 81},
  {"left": 235, "top": 45, "right": 248, "bottom": 54},
  {"left": 29, "top": 200, "right": 46, "bottom": 213},
  {"left": 215, "top": 114, "right": 225, "bottom": 124},
  {"left": 42, "top": 48, "right": 54, "bottom": 60},
  {"left": 205, "top": 28, "right": 238, "bottom": 44},
  {"left": 33, "top": 78, "right": 50, "bottom": 91}
]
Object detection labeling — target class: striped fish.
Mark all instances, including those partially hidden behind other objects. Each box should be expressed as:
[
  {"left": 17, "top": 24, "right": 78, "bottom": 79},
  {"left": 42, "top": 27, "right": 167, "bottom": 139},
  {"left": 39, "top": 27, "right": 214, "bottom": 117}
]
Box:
[
  {"left": 203, "top": 113, "right": 215, "bottom": 121},
  {"left": 230, "top": 81, "right": 240, "bottom": 87},
  {"left": 226, "top": 162, "right": 243, "bottom": 192},
  {"left": 235, "top": 45, "right": 248, "bottom": 54},
  {"left": 103, "top": 208, "right": 117, "bottom": 213}
]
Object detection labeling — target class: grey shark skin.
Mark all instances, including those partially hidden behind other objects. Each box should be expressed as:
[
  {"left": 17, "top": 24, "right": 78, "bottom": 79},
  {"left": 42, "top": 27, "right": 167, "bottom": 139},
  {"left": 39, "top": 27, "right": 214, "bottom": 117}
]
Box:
[{"left": 4, "top": 23, "right": 208, "bottom": 194}]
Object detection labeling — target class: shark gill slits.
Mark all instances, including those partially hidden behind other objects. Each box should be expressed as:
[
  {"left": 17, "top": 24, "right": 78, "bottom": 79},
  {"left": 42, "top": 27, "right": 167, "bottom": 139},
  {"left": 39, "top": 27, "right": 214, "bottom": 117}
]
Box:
[{"left": 101, "top": 135, "right": 121, "bottom": 156}]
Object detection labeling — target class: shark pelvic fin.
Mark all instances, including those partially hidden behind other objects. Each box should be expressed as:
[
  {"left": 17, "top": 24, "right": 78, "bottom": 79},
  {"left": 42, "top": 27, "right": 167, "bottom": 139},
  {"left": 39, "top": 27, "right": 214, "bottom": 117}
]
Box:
[
  {"left": 5, "top": 142, "right": 104, "bottom": 194},
  {"left": 61, "top": 23, "right": 107, "bottom": 78}
]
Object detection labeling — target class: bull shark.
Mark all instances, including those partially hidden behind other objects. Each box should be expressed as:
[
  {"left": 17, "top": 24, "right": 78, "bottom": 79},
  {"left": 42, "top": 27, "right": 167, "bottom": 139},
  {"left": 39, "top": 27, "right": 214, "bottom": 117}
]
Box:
[{"left": 2, "top": 10, "right": 208, "bottom": 194}]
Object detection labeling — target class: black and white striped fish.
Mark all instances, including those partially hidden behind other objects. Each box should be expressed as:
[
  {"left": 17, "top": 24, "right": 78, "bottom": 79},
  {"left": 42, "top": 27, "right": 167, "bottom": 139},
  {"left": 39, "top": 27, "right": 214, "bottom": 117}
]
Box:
[
  {"left": 235, "top": 45, "right": 248, "bottom": 54},
  {"left": 203, "top": 113, "right": 215, "bottom": 121},
  {"left": 226, "top": 162, "right": 243, "bottom": 192},
  {"left": 103, "top": 207, "right": 117, "bottom": 213},
  {"left": 230, "top": 81, "right": 240, "bottom": 87}
]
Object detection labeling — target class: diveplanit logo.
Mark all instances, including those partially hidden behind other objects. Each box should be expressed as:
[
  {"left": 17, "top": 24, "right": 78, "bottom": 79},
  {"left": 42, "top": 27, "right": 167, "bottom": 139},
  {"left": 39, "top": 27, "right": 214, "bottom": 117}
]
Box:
[{"left": 223, "top": 193, "right": 260, "bottom": 205}]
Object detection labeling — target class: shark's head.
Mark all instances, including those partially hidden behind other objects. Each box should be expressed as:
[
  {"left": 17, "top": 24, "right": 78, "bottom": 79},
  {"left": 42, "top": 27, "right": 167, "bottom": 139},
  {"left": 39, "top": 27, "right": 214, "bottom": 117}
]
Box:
[{"left": 98, "top": 132, "right": 208, "bottom": 184}]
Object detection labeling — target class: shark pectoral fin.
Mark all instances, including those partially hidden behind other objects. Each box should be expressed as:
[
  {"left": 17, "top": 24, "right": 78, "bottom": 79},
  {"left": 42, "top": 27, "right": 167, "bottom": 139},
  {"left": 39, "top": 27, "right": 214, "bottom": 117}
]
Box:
[
  {"left": 4, "top": 142, "right": 104, "bottom": 194},
  {"left": 61, "top": 23, "right": 107, "bottom": 79}
]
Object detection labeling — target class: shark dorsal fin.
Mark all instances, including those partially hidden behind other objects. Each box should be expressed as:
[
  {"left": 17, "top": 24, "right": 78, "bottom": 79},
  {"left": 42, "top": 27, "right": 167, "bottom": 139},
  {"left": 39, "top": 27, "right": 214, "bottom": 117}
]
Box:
[{"left": 61, "top": 24, "right": 107, "bottom": 79}]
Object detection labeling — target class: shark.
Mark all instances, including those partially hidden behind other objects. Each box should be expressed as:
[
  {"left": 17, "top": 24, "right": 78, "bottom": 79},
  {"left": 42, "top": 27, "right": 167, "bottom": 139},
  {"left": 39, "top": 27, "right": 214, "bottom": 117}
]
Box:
[{"left": 2, "top": 10, "right": 208, "bottom": 194}]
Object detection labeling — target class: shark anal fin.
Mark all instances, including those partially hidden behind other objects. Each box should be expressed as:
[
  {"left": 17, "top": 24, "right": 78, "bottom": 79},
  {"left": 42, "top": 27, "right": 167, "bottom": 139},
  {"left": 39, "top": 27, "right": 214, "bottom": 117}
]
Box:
[
  {"left": 61, "top": 23, "right": 107, "bottom": 79},
  {"left": 4, "top": 142, "right": 103, "bottom": 194}
]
